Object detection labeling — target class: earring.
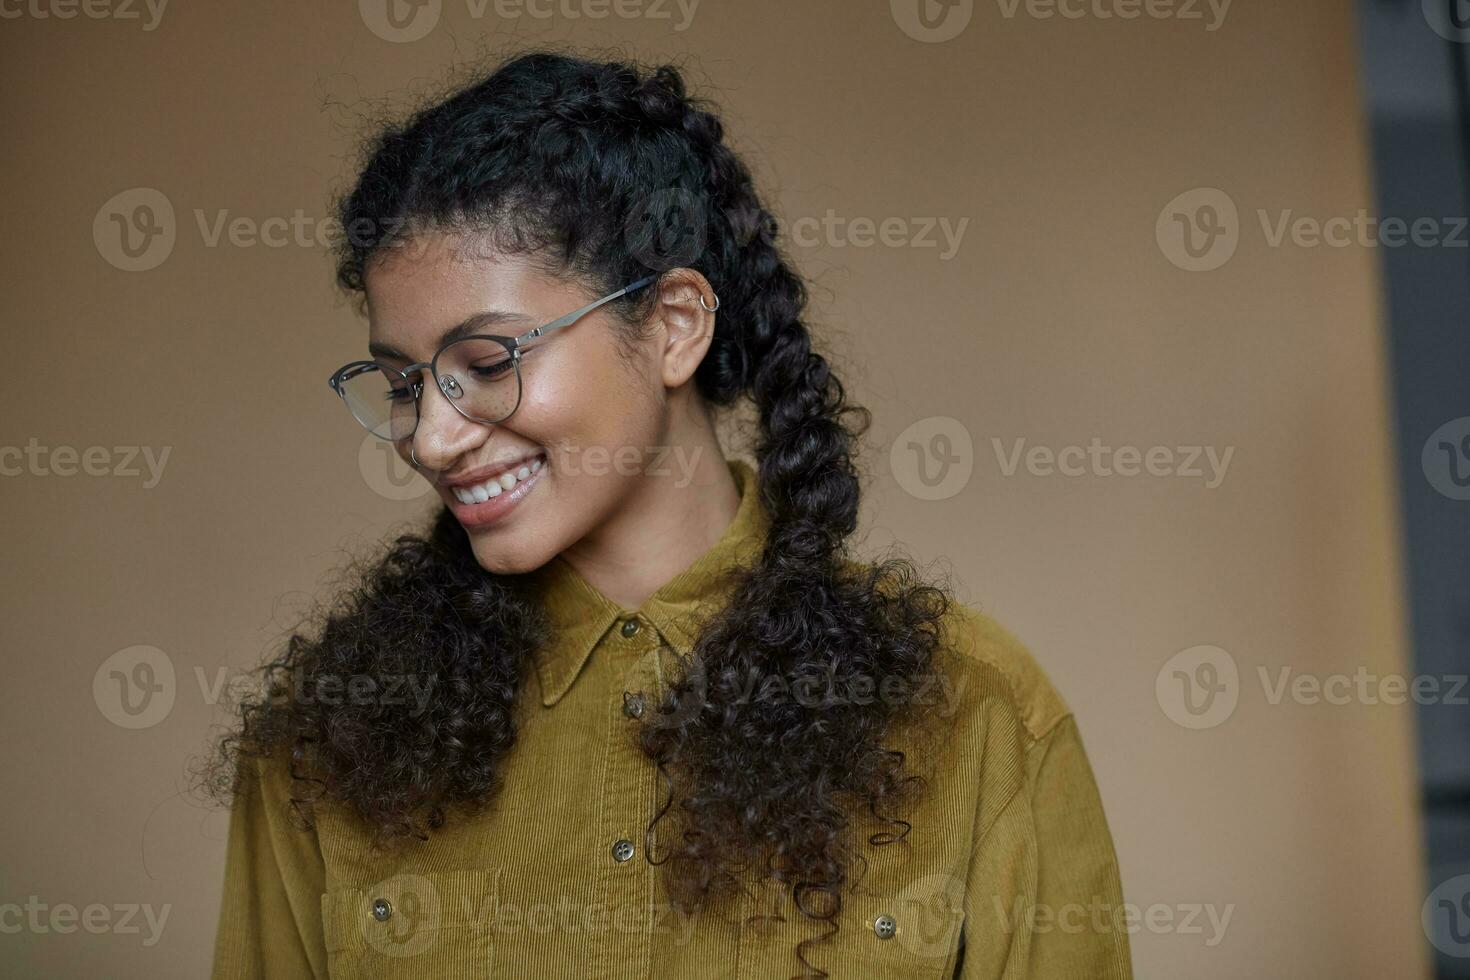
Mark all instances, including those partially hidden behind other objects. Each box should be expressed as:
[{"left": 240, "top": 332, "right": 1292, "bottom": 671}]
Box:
[{"left": 699, "top": 292, "right": 720, "bottom": 313}]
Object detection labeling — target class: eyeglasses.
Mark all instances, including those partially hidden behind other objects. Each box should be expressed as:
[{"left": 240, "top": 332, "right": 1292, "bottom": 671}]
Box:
[{"left": 329, "top": 274, "right": 658, "bottom": 441}]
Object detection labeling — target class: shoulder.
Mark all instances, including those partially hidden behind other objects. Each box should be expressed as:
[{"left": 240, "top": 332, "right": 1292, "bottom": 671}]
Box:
[
  {"left": 230, "top": 746, "right": 317, "bottom": 834},
  {"left": 844, "top": 555, "right": 1075, "bottom": 746},
  {"left": 931, "top": 599, "right": 1075, "bottom": 747},
  {"left": 872, "top": 590, "right": 1090, "bottom": 842}
]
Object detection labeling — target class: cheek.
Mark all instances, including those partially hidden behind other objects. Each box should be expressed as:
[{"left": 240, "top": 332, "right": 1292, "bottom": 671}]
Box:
[{"left": 522, "top": 350, "right": 661, "bottom": 468}]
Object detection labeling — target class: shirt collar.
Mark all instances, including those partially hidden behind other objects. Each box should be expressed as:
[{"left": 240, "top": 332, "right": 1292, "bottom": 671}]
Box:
[{"left": 520, "top": 456, "right": 769, "bottom": 706}]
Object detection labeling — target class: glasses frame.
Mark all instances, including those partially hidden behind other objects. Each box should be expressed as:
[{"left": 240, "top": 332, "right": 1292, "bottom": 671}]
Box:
[{"left": 328, "top": 273, "right": 659, "bottom": 441}]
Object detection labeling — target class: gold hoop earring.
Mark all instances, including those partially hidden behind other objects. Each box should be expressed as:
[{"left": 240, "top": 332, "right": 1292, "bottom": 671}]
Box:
[{"left": 699, "top": 292, "right": 720, "bottom": 313}]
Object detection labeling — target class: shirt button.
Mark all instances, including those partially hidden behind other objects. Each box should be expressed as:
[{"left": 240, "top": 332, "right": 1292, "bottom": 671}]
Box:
[
  {"left": 612, "top": 839, "right": 636, "bottom": 863},
  {"left": 873, "top": 914, "right": 897, "bottom": 940},
  {"left": 623, "top": 693, "right": 646, "bottom": 719},
  {"left": 371, "top": 898, "right": 392, "bottom": 922},
  {"left": 620, "top": 618, "right": 641, "bottom": 637}
]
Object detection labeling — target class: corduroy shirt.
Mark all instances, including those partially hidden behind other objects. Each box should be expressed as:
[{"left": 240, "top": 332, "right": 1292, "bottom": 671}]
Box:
[{"left": 210, "top": 456, "right": 1132, "bottom": 980}]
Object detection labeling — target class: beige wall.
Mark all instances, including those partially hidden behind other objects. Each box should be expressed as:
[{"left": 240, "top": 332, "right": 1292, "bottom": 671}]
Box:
[{"left": 0, "top": 1, "right": 1426, "bottom": 977}]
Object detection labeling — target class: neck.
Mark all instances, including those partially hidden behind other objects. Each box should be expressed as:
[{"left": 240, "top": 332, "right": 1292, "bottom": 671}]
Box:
[{"left": 555, "top": 426, "right": 740, "bottom": 611}]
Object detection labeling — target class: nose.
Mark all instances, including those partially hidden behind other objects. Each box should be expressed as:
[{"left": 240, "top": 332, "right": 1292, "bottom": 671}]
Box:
[{"left": 408, "top": 372, "right": 490, "bottom": 473}]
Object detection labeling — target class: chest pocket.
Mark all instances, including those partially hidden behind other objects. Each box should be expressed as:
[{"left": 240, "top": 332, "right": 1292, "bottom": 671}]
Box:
[
  {"left": 320, "top": 868, "right": 500, "bottom": 979},
  {"left": 734, "top": 869, "right": 964, "bottom": 979}
]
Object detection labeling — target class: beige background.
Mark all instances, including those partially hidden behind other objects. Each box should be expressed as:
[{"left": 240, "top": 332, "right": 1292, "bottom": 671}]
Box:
[{"left": 0, "top": 1, "right": 1427, "bottom": 977}]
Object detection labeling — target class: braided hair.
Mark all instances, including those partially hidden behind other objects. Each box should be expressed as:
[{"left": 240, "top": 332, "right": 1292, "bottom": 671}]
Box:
[{"left": 205, "top": 48, "right": 955, "bottom": 978}]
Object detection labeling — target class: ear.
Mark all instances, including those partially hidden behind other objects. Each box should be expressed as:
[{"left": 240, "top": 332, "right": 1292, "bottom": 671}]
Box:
[{"left": 650, "top": 268, "right": 719, "bottom": 389}]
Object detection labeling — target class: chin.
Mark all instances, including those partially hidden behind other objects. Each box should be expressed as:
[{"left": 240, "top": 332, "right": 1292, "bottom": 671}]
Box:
[{"left": 465, "top": 534, "right": 558, "bottom": 577}]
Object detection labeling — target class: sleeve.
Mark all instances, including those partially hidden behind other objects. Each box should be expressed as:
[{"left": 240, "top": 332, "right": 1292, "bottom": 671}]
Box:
[
  {"left": 957, "top": 714, "right": 1133, "bottom": 980},
  {"left": 210, "top": 753, "right": 329, "bottom": 980}
]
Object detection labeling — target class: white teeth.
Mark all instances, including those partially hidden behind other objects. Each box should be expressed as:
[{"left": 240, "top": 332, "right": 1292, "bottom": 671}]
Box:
[{"left": 453, "top": 454, "right": 544, "bottom": 505}]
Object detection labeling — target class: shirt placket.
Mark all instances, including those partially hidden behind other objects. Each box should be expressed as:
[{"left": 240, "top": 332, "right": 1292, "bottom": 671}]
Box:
[{"left": 588, "top": 612, "right": 663, "bottom": 980}]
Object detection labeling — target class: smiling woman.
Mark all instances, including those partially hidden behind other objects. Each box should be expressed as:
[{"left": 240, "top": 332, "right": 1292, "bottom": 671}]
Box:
[{"left": 199, "top": 47, "right": 1130, "bottom": 980}]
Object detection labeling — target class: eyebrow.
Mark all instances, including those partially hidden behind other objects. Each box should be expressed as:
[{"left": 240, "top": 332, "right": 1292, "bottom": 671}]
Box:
[{"left": 368, "top": 308, "right": 536, "bottom": 361}]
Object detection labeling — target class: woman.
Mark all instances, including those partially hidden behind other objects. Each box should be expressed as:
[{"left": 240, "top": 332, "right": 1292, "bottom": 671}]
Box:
[{"left": 204, "top": 48, "right": 1131, "bottom": 980}]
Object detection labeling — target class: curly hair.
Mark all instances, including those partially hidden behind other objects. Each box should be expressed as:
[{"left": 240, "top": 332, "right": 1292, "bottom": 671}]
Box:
[{"left": 201, "top": 47, "right": 956, "bottom": 979}]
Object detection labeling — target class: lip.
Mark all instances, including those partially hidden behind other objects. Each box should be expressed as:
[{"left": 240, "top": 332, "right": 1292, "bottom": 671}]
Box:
[{"left": 440, "top": 452, "right": 547, "bottom": 529}]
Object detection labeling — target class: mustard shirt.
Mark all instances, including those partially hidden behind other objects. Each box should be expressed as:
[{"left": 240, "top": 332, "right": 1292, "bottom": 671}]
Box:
[{"left": 210, "top": 456, "right": 1132, "bottom": 980}]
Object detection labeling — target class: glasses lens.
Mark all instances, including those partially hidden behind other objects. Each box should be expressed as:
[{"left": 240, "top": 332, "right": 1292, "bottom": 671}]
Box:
[
  {"left": 436, "top": 337, "right": 520, "bottom": 425},
  {"left": 337, "top": 364, "right": 418, "bottom": 441}
]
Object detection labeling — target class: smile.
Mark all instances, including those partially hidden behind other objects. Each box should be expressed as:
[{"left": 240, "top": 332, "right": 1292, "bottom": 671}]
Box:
[{"left": 450, "top": 454, "right": 544, "bottom": 504}]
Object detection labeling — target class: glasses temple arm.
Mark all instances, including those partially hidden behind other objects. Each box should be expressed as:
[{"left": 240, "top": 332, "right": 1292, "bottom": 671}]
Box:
[{"left": 513, "top": 274, "right": 659, "bottom": 346}]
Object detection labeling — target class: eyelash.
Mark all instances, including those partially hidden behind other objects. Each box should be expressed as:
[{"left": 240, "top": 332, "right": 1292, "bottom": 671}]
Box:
[{"left": 379, "top": 345, "right": 536, "bottom": 400}]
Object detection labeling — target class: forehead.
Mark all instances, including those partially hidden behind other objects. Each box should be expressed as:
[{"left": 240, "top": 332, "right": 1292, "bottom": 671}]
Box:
[{"left": 364, "top": 230, "right": 536, "bottom": 332}]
